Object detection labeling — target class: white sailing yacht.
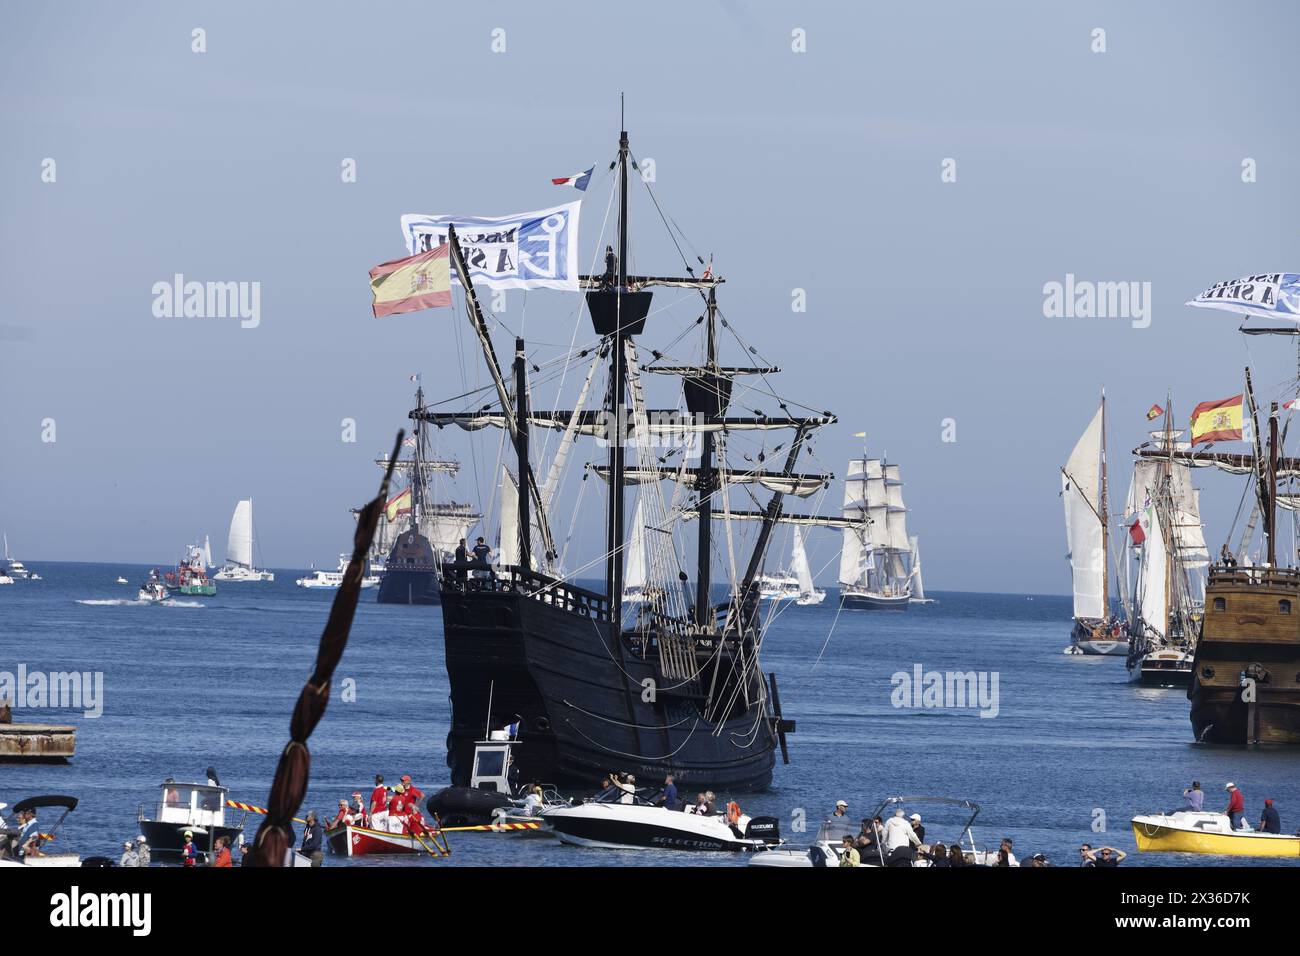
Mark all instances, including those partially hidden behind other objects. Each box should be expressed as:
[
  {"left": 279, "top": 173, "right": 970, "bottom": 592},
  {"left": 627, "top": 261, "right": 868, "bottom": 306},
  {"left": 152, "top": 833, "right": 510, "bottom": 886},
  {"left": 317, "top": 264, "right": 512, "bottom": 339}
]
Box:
[
  {"left": 1061, "top": 394, "right": 1125, "bottom": 655},
  {"left": 839, "top": 455, "right": 913, "bottom": 610},
  {"left": 213, "top": 499, "right": 275, "bottom": 582},
  {"left": 790, "top": 528, "right": 825, "bottom": 605},
  {"left": 908, "top": 535, "right": 935, "bottom": 604}
]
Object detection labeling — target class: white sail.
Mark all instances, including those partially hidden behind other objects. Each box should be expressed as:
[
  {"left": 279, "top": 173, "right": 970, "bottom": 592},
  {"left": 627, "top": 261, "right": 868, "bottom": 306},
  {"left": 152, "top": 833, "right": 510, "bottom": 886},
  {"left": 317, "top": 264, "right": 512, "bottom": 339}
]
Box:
[
  {"left": 227, "top": 499, "right": 254, "bottom": 569},
  {"left": 843, "top": 459, "right": 868, "bottom": 513},
  {"left": 418, "top": 511, "right": 478, "bottom": 555},
  {"left": 1062, "top": 404, "right": 1105, "bottom": 621},
  {"left": 791, "top": 528, "right": 815, "bottom": 596},
  {"left": 909, "top": 534, "right": 926, "bottom": 600},
  {"left": 838, "top": 525, "right": 866, "bottom": 586},
  {"left": 625, "top": 497, "right": 646, "bottom": 591},
  {"left": 1137, "top": 505, "right": 1168, "bottom": 638},
  {"left": 203, "top": 535, "right": 213, "bottom": 570},
  {"left": 499, "top": 467, "right": 519, "bottom": 567}
]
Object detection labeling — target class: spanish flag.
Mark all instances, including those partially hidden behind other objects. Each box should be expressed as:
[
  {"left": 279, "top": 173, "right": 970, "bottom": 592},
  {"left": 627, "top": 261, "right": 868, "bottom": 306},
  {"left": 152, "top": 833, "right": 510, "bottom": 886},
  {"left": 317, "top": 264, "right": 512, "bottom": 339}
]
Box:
[
  {"left": 1189, "top": 394, "right": 1244, "bottom": 446},
  {"left": 369, "top": 245, "right": 451, "bottom": 317},
  {"left": 385, "top": 488, "right": 413, "bottom": 522}
]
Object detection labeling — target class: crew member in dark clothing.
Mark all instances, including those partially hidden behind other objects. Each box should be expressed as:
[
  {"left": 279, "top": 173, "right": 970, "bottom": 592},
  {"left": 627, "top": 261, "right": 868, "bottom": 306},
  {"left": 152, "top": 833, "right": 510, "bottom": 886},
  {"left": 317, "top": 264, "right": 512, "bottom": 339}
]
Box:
[
  {"left": 472, "top": 537, "right": 492, "bottom": 577},
  {"left": 454, "top": 539, "right": 469, "bottom": 581},
  {"left": 1260, "top": 799, "right": 1281, "bottom": 834},
  {"left": 300, "top": 811, "right": 324, "bottom": 867}
]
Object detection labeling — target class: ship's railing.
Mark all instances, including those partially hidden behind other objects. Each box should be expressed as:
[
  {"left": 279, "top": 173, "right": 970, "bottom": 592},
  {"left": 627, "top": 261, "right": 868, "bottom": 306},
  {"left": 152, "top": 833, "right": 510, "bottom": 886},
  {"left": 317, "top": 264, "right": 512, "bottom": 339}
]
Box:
[
  {"left": 439, "top": 563, "right": 611, "bottom": 622},
  {"left": 1208, "top": 564, "right": 1300, "bottom": 588}
]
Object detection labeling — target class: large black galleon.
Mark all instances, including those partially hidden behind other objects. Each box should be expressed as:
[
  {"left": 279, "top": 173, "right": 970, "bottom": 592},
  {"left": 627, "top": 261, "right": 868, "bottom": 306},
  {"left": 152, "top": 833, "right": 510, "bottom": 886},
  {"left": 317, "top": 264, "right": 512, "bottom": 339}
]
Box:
[{"left": 418, "top": 118, "right": 849, "bottom": 793}]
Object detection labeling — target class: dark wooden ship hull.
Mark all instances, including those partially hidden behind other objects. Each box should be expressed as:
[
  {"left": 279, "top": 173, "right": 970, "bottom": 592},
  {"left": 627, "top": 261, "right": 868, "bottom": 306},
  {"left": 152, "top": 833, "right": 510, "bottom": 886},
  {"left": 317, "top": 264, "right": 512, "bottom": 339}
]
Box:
[
  {"left": 439, "top": 567, "right": 779, "bottom": 792},
  {"left": 376, "top": 531, "right": 440, "bottom": 605},
  {"left": 1189, "top": 567, "right": 1300, "bottom": 745}
]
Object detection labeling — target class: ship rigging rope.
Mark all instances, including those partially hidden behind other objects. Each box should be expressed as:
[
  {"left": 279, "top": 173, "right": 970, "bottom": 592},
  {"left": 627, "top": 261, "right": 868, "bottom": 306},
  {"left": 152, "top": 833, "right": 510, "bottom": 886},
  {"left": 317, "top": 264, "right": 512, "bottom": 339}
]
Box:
[
  {"left": 560, "top": 697, "right": 697, "bottom": 731},
  {"left": 563, "top": 714, "right": 702, "bottom": 761}
]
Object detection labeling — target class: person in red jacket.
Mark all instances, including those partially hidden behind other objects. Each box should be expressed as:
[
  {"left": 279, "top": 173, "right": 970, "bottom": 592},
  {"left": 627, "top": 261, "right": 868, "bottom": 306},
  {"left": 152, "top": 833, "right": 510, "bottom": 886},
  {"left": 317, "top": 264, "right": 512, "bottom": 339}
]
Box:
[
  {"left": 369, "top": 775, "right": 389, "bottom": 832},
  {"left": 1225, "top": 782, "right": 1245, "bottom": 829},
  {"left": 387, "top": 783, "right": 411, "bottom": 833},
  {"left": 400, "top": 774, "right": 424, "bottom": 809},
  {"left": 211, "top": 836, "right": 233, "bottom": 867}
]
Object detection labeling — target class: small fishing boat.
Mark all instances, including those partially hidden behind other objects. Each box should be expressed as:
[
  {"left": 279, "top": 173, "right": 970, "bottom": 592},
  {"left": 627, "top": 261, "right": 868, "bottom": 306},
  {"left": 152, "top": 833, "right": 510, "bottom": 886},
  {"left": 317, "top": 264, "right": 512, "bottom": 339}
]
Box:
[
  {"left": 164, "top": 543, "right": 217, "bottom": 596},
  {"left": 296, "top": 555, "right": 380, "bottom": 589},
  {"left": 137, "top": 779, "right": 245, "bottom": 863},
  {"left": 138, "top": 569, "right": 167, "bottom": 604},
  {"left": 1131, "top": 810, "right": 1300, "bottom": 857},
  {"left": 542, "top": 797, "right": 780, "bottom": 851},
  {"left": 0, "top": 795, "right": 82, "bottom": 867}
]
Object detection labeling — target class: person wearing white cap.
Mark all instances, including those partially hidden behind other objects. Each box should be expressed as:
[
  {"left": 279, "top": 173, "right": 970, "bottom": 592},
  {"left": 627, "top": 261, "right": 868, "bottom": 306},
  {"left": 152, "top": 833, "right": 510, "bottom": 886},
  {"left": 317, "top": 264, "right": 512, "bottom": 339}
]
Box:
[
  {"left": 832, "top": 800, "right": 848, "bottom": 817},
  {"left": 120, "top": 840, "right": 139, "bottom": 867},
  {"left": 882, "top": 808, "right": 921, "bottom": 865},
  {"left": 909, "top": 813, "right": 926, "bottom": 844},
  {"left": 135, "top": 835, "right": 150, "bottom": 867},
  {"left": 1225, "top": 782, "right": 1245, "bottom": 829}
]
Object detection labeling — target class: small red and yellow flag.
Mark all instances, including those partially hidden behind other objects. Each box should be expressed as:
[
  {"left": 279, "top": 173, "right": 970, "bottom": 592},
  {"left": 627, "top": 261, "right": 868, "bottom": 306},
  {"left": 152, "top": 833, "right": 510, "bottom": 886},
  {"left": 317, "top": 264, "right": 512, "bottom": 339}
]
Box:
[
  {"left": 1189, "top": 394, "right": 1244, "bottom": 446},
  {"left": 369, "top": 245, "right": 451, "bottom": 317},
  {"left": 385, "top": 488, "right": 413, "bottom": 522},
  {"left": 1145, "top": 404, "right": 1164, "bottom": 421}
]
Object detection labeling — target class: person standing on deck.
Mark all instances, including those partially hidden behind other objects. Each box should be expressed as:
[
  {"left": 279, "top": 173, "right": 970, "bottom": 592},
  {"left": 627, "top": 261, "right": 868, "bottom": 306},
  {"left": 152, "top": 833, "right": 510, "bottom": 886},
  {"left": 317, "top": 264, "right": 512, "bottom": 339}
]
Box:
[
  {"left": 369, "top": 775, "right": 389, "bottom": 833},
  {"left": 135, "top": 836, "right": 150, "bottom": 866},
  {"left": 454, "top": 539, "right": 469, "bottom": 581},
  {"left": 300, "top": 812, "right": 324, "bottom": 866},
  {"left": 400, "top": 775, "right": 424, "bottom": 809},
  {"left": 1260, "top": 799, "right": 1281, "bottom": 834},
  {"left": 472, "top": 537, "right": 492, "bottom": 577},
  {"left": 120, "top": 841, "right": 139, "bottom": 867},
  {"left": 1225, "top": 782, "right": 1245, "bottom": 829},
  {"left": 387, "top": 785, "right": 411, "bottom": 833}
]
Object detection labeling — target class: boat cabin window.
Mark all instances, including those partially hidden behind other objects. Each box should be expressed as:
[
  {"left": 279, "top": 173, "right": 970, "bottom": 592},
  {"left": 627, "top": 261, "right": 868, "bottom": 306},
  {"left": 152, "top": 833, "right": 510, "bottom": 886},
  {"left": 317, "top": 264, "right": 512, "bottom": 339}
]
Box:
[
  {"left": 470, "top": 746, "right": 512, "bottom": 792},
  {"left": 1280, "top": 600, "right": 1292, "bottom": 615},
  {"left": 155, "top": 783, "right": 226, "bottom": 827},
  {"left": 1213, "top": 597, "right": 1226, "bottom": 612}
]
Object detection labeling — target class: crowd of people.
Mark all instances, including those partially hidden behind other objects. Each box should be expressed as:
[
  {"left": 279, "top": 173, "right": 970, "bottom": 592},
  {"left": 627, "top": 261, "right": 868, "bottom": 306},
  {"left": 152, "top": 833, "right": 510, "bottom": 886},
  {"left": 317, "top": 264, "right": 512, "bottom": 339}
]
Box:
[
  {"left": 1181, "top": 780, "right": 1282, "bottom": 833},
  {"left": 324, "top": 773, "right": 431, "bottom": 839},
  {"left": 831, "top": 800, "right": 1040, "bottom": 867}
]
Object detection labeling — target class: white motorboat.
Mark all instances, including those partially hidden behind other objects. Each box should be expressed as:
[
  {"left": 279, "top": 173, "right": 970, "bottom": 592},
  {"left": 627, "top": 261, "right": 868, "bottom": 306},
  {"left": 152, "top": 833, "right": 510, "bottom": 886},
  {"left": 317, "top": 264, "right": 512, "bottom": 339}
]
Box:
[
  {"left": 757, "top": 573, "right": 801, "bottom": 601},
  {"left": 0, "top": 571, "right": 12, "bottom": 586},
  {"left": 750, "top": 796, "right": 1003, "bottom": 867},
  {"left": 541, "top": 798, "right": 781, "bottom": 851},
  {"left": 1, "top": 795, "right": 82, "bottom": 867},
  {"left": 115, "top": 575, "right": 129, "bottom": 585},
  {"left": 213, "top": 499, "right": 275, "bottom": 582},
  {"left": 296, "top": 555, "right": 379, "bottom": 590},
  {"left": 2, "top": 535, "right": 33, "bottom": 580},
  {"left": 138, "top": 569, "right": 168, "bottom": 604}
]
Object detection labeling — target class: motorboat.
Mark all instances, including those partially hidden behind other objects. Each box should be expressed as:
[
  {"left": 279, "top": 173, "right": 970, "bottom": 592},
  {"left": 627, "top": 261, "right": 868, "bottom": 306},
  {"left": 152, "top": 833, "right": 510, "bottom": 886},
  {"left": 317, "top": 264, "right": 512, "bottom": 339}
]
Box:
[
  {"left": 138, "top": 570, "right": 168, "bottom": 604},
  {"left": 542, "top": 796, "right": 781, "bottom": 851},
  {"left": 750, "top": 796, "right": 1004, "bottom": 867},
  {"left": 115, "top": 575, "right": 129, "bottom": 585},
  {"left": 296, "top": 555, "right": 379, "bottom": 590},
  {"left": 0, "top": 795, "right": 81, "bottom": 866},
  {"left": 1131, "top": 810, "right": 1300, "bottom": 857},
  {"left": 2, "top": 535, "right": 33, "bottom": 580},
  {"left": 137, "top": 779, "right": 245, "bottom": 863},
  {"left": 426, "top": 733, "right": 568, "bottom": 828}
]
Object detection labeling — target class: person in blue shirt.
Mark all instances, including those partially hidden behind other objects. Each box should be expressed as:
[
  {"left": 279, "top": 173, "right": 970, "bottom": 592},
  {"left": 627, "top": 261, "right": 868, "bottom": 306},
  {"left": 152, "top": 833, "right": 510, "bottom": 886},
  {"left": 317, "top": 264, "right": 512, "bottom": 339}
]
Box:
[
  {"left": 1260, "top": 799, "right": 1281, "bottom": 834},
  {"left": 1182, "top": 780, "right": 1204, "bottom": 812},
  {"left": 654, "top": 774, "right": 678, "bottom": 809}
]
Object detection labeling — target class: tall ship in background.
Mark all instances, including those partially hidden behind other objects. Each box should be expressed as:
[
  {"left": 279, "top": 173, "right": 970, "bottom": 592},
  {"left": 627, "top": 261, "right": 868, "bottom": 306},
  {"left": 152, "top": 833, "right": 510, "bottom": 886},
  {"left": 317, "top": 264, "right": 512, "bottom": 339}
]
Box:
[
  {"left": 419, "top": 122, "right": 814, "bottom": 790},
  {"left": 373, "top": 381, "right": 480, "bottom": 605},
  {"left": 1061, "top": 394, "right": 1126, "bottom": 655},
  {"left": 1123, "top": 408, "right": 1207, "bottom": 686},
  {"left": 839, "top": 452, "right": 913, "bottom": 610},
  {"left": 213, "top": 499, "right": 274, "bottom": 582}
]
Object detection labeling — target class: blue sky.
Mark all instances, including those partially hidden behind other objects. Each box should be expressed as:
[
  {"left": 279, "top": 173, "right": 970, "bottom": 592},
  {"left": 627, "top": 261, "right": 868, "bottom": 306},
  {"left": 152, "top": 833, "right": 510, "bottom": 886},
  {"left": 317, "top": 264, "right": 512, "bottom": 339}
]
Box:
[{"left": 2, "top": 1, "right": 1298, "bottom": 594}]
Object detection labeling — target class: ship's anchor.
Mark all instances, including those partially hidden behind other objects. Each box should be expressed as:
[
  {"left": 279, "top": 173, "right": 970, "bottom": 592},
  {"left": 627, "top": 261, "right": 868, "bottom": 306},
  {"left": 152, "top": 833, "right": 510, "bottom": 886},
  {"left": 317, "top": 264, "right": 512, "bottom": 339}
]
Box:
[{"left": 767, "top": 672, "right": 795, "bottom": 764}]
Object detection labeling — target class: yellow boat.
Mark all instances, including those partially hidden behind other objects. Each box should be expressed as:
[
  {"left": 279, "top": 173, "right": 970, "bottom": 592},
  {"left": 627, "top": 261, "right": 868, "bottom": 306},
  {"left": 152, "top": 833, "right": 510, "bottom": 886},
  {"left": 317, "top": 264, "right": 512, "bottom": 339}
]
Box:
[{"left": 1131, "top": 811, "right": 1300, "bottom": 858}]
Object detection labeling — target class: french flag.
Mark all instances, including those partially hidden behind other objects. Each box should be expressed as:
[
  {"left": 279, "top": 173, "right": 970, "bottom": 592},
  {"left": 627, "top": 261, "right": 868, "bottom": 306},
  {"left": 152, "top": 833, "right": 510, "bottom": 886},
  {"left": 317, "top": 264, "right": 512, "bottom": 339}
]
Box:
[{"left": 552, "top": 165, "right": 593, "bottom": 191}]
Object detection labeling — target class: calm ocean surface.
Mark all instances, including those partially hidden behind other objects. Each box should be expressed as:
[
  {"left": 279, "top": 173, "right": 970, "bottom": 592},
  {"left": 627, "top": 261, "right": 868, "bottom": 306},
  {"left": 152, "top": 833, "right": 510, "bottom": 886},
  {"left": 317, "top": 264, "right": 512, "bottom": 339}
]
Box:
[{"left": 4, "top": 561, "right": 1299, "bottom": 867}]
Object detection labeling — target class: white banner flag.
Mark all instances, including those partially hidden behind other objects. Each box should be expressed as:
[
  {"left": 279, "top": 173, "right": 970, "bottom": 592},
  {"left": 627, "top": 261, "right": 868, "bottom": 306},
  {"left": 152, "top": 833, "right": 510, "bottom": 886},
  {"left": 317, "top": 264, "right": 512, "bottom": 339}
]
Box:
[
  {"left": 400, "top": 202, "right": 581, "bottom": 292},
  {"left": 1186, "top": 272, "right": 1300, "bottom": 322}
]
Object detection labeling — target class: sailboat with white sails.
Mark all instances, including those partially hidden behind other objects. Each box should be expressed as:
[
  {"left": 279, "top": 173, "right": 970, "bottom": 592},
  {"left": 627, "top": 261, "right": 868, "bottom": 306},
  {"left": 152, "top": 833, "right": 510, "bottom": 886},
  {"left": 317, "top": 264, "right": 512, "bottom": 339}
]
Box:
[
  {"left": 213, "top": 499, "right": 274, "bottom": 582},
  {"left": 1061, "top": 393, "right": 1126, "bottom": 655},
  {"left": 839, "top": 453, "right": 913, "bottom": 610},
  {"left": 908, "top": 535, "right": 935, "bottom": 604}
]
